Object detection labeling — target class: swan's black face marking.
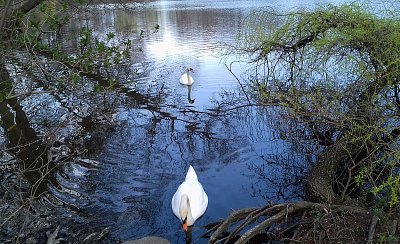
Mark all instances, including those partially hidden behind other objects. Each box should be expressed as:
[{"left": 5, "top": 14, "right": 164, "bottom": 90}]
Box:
[
  {"left": 188, "top": 67, "right": 194, "bottom": 72},
  {"left": 181, "top": 216, "right": 188, "bottom": 224}
]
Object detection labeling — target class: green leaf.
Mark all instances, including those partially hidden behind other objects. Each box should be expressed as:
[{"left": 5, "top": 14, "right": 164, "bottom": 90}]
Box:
[
  {"left": 0, "top": 93, "right": 6, "bottom": 102},
  {"left": 107, "top": 32, "right": 115, "bottom": 40},
  {"left": 93, "top": 84, "right": 102, "bottom": 92}
]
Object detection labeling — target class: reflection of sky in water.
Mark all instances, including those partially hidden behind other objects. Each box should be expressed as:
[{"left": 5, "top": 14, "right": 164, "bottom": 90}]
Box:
[
  {"left": 149, "top": 0, "right": 348, "bottom": 10},
  {"left": 141, "top": 0, "right": 348, "bottom": 110},
  {"left": 148, "top": 30, "right": 180, "bottom": 57},
  {"left": 98, "top": 1, "right": 344, "bottom": 242},
  {"left": 142, "top": 6, "right": 244, "bottom": 110},
  {"left": 56, "top": 0, "right": 352, "bottom": 242}
]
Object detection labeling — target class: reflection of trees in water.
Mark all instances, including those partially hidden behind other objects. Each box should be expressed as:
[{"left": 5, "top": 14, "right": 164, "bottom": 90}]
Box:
[
  {"left": 0, "top": 62, "right": 63, "bottom": 241},
  {"left": 0, "top": 55, "right": 307, "bottom": 243},
  {"left": 193, "top": 88, "right": 309, "bottom": 202},
  {"left": 0, "top": 3, "right": 321, "bottom": 242},
  {"left": 227, "top": 103, "right": 309, "bottom": 202},
  {"left": 0, "top": 2, "right": 167, "bottom": 242},
  {"left": 207, "top": 4, "right": 400, "bottom": 242},
  {"left": 0, "top": 50, "right": 129, "bottom": 241}
]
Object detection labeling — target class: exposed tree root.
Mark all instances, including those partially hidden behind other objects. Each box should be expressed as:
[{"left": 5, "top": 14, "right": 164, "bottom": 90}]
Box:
[{"left": 208, "top": 201, "right": 369, "bottom": 243}]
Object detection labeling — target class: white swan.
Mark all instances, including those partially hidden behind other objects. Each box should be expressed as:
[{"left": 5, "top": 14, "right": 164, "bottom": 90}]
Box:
[
  {"left": 172, "top": 165, "right": 208, "bottom": 231},
  {"left": 179, "top": 67, "right": 194, "bottom": 85}
]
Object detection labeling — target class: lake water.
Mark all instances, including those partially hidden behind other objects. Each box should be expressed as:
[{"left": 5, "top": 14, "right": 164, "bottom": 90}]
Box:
[{"left": 46, "top": 0, "right": 349, "bottom": 242}]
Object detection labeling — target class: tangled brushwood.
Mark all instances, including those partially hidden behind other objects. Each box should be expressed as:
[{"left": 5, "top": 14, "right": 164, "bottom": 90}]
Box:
[
  {"left": 210, "top": 1, "right": 400, "bottom": 243},
  {"left": 206, "top": 201, "right": 398, "bottom": 243}
]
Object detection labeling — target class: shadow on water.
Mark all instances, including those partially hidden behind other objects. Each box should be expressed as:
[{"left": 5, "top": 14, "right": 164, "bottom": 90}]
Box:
[{"left": 0, "top": 61, "right": 63, "bottom": 200}]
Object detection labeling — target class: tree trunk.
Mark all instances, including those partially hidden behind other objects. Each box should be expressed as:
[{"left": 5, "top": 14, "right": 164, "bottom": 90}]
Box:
[
  {"left": 0, "top": 0, "right": 13, "bottom": 31},
  {"left": 307, "top": 137, "right": 361, "bottom": 203},
  {"left": 0, "top": 0, "right": 45, "bottom": 34}
]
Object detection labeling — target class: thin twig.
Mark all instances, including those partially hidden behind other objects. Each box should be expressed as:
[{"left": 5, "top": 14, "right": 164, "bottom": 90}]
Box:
[
  {"left": 290, "top": 210, "right": 307, "bottom": 241},
  {"left": 225, "top": 63, "right": 251, "bottom": 105}
]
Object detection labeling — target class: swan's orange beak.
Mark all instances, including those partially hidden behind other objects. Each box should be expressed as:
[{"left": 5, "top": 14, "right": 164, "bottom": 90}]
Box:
[
  {"left": 183, "top": 222, "right": 188, "bottom": 232},
  {"left": 182, "top": 216, "right": 188, "bottom": 232}
]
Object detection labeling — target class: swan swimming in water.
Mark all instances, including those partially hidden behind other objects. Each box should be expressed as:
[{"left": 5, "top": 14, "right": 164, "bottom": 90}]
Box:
[
  {"left": 172, "top": 165, "right": 208, "bottom": 231},
  {"left": 180, "top": 67, "right": 194, "bottom": 85}
]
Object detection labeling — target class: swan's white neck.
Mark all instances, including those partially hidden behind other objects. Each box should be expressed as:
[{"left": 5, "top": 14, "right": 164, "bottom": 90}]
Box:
[{"left": 179, "top": 194, "right": 194, "bottom": 225}]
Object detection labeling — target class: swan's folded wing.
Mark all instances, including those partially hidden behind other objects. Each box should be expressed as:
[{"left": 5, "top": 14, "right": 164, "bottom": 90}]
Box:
[
  {"left": 171, "top": 186, "right": 183, "bottom": 219},
  {"left": 188, "top": 181, "right": 208, "bottom": 221}
]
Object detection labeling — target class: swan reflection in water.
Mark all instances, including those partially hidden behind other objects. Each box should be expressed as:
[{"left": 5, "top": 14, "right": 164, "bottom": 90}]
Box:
[{"left": 187, "top": 85, "right": 195, "bottom": 104}]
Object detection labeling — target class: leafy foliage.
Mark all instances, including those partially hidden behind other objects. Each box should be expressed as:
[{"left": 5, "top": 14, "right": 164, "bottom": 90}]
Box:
[
  {"left": 238, "top": 2, "right": 400, "bottom": 208},
  {"left": 12, "top": 1, "right": 134, "bottom": 91}
]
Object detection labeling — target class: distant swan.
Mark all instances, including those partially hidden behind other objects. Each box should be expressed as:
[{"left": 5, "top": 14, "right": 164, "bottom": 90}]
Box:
[
  {"left": 180, "top": 67, "right": 194, "bottom": 85},
  {"left": 172, "top": 165, "right": 208, "bottom": 231}
]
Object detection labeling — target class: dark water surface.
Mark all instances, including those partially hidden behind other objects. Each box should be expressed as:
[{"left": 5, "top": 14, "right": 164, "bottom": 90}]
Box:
[
  {"left": 82, "top": 1, "right": 353, "bottom": 242},
  {"left": 12, "top": 0, "right": 351, "bottom": 243},
  {"left": 64, "top": 0, "right": 349, "bottom": 242}
]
